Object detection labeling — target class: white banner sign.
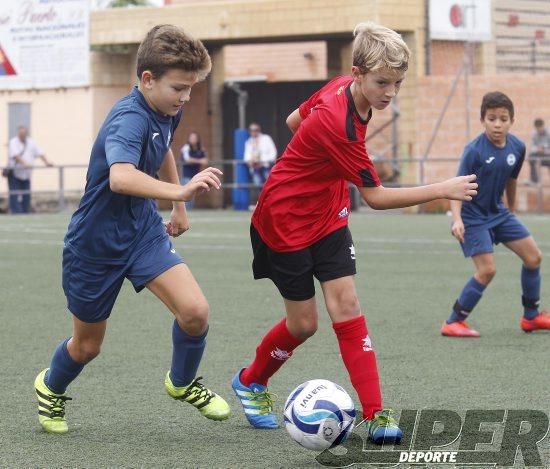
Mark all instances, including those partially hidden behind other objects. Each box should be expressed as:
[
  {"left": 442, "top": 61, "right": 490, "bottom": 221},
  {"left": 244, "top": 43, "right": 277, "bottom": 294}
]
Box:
[
  {"left": 430, "top": 0, "right": 492, "bottom": 42},
  {"left": 0, "top": 0, "right": 89, "bottom": 89}
]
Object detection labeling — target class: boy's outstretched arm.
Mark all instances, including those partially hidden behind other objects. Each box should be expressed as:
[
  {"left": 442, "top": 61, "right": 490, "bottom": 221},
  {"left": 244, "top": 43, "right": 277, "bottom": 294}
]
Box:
[
  {"left": 359, "top": 174, "right": 477, "bottom": 210},
  {"left": 109, "top": 162, "right": 222, "bottom": 202}
]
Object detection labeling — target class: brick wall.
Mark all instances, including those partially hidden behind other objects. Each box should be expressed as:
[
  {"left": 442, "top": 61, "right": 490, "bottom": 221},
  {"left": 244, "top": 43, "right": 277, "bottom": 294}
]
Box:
[
  {"left": 415, "top": 72, "right": 550, "bottom": 211},
  {"left": 431, "top": 41, "right": 465, "bottom": 75},
  {"left": 224, "top": 42, "right": 327, "bottom": 82}
]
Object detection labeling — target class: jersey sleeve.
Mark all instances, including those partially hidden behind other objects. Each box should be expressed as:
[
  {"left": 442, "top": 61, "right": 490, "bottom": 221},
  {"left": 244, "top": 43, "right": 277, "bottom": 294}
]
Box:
[
  {"left": 105, "top": 111, "right": 148, "bottom": 167},
  {"left": 511, "top": 142, "right": 526, "bottom": 179},
  {"left": 457, "top": 146, "right": 479, "bottom": 176},
  {"left": 298, "top": 87, "right": 324, "bottom": 120},
  {"left": 306, "top": 107, "right": 381, "bottom": 187},
  {"left": 298, "top": 77, "right": 350, "bottom": 121}
]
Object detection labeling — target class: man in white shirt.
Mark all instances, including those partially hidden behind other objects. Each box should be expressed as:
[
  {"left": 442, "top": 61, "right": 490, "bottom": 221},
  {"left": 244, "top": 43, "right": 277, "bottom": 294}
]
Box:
[
  {"left": 243, "top": 123, "right": 277, "bottom": 186},
  {"left": 7, "top": 126, "right": 53, "bottom": 214}
]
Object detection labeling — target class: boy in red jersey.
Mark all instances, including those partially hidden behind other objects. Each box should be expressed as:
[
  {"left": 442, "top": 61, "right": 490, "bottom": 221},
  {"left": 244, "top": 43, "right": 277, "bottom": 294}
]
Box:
[{"left": 232, "top": 22, "right": 477, "bottom": 444}]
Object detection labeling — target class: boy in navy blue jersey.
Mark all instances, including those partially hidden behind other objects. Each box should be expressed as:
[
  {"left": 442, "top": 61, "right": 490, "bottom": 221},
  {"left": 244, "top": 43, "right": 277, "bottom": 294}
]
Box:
[
  {"left": 442, "top": 91, "right": 549, "bottom": 337},
  {"left": 34, "top": 25, "right": 230, "bottom": 434}
]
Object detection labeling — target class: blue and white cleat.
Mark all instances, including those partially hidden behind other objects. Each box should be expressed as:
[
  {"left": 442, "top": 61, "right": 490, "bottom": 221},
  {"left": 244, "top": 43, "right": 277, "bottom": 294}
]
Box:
[
  {"left": 231, "top": 369, "right": 278, "bottom": 429},
  {"left": 365, "top": 409, "right": 403, "bottom": 445}
]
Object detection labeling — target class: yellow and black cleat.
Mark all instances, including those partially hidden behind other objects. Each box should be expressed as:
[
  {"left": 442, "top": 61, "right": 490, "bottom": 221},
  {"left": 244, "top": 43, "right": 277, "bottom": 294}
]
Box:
[{"left": 34, "top": 368, "right": 72, "bottom": 434}]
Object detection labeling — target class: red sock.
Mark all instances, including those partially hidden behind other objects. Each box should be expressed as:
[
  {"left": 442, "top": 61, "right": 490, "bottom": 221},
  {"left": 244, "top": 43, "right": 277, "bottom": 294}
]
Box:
[
  {"left": 333, "top": 315, "right": 382, "bottom": 420},
  {"left": 241, "top": 318, "right": 304, "bottom": 387}
]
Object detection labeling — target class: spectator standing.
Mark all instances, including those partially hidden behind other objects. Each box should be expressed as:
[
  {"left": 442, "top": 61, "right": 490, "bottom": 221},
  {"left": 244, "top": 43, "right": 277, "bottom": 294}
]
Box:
[
  {"left": 528, "top": 118, "right": 550, "bottom": 184},
  {"left": 7, "top": 126, "right": 53, "bottom": 214},
  {"left": 180, "top": 132, "right": 208, "bottom": 208},
  {"left": 243, "top": 123, "right": 277, "bottom": 186}
]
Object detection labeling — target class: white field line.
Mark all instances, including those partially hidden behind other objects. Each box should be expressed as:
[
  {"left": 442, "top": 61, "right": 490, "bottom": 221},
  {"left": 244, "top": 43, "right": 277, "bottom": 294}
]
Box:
[
  {"left": 1, "top": 237, "right": 549, "bottom": 257},
  {"left": 1, "top": 226, "right": 550, "bottom": 248},
  {"left": 0, "top": 227, "right": 550, "bottom": 251}
]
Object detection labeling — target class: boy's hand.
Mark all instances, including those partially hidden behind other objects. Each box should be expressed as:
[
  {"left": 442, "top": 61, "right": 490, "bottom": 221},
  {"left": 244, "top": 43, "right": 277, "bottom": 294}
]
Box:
[
  {"left": 441, "top": 174, "right": 478, "bottom": 201},
  {"left": 451, "top": 219, "right": 465, "bottom": 243},
  {"left": 165, "top": 205, "right": 189, "bottom": 237},
  {"left": 180, "top": 167, "right": 222, "bottom": 201}
]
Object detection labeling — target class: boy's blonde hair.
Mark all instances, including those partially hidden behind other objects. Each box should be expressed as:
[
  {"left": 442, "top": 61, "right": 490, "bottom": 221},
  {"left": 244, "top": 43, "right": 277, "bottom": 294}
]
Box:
[
  {"left": 352, "top": 22, "right": 410, "bottom": 74},
  {"left": 137, "top": 25, "right": 211, "bottom": 81}
]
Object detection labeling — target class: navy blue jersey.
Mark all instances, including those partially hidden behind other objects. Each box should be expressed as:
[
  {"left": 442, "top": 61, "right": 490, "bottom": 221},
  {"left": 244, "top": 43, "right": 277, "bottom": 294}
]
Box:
[
  {"left": 457, "top": 132, "right": 525, "bottom": 228},
  {"left": 65, "top": 87, "right": 182, "bottom": 264}
]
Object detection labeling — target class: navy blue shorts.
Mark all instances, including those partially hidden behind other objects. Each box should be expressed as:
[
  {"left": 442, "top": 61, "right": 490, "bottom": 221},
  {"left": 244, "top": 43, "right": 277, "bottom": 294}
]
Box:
[
  {"left": 461, "top": 214, "right": 530, "bottom": 258},
  {"left": 62, "top": 235, "right": 184, "bottom": 323}
]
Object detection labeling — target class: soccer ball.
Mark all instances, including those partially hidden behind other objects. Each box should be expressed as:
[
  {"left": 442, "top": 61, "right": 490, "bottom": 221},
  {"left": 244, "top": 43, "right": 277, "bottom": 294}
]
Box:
[{"left": 283, "top": 379, "right": 356, "bottom": 451}]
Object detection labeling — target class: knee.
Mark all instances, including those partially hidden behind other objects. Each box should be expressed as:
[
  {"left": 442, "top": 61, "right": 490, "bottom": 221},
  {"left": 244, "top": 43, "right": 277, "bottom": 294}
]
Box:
[
  {"left": 175, "top": 300, "right": 209, "bottom": 336},
  {"left": 70, "top": 339, "right": 101, "bottom": 364},
  {"left": 524, "top": 249, "right": 542, "bottom": 269},
  {"left": 477, "top": 266, "right": 496, "bottom": 284},
  {"left": 288, "top": 316, "right": 318, "bottom": 340},
  {"left": 331, "top": 294, "right": 361, "bottom": 322}
]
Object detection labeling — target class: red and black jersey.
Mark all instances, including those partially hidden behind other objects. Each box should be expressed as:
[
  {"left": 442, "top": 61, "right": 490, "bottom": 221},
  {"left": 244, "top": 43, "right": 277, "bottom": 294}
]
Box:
[{"left": 251, "top": 75, "right": 381, "bottom": 252}]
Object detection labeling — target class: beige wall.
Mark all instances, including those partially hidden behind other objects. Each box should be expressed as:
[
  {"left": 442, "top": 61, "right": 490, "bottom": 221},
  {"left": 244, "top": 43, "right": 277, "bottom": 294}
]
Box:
[
  {"left": 0, "top": 84, "right": 133, "bottom": 196},
  {"left": 0, "top": 87, "right": 93, "bottom": 194},
  {"left": 92, "top": 85, "right": 134, "bottom": 135},
  {"left": 91, "top": 0, "right": 425, "bottom": 50}
]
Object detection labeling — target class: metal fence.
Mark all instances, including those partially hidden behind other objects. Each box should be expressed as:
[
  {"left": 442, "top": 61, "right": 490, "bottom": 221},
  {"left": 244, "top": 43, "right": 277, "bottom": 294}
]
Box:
[{"left": 1, "top": 157, "right": 549, "bottom": 213}]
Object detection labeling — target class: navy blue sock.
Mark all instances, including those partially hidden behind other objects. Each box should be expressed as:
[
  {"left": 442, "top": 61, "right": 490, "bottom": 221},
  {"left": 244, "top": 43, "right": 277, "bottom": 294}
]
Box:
[
  {"left": 521, "top": 266, "right": 540, "bottom": 319},
  {"left": 448, "top": 277, "right": 487, "bottom": 323},
  {"left": 170, "top": 320, "right": 208, "bottom": 387},
  {"left": 44, "top": 338, "right": 85, "bottom": 394}
]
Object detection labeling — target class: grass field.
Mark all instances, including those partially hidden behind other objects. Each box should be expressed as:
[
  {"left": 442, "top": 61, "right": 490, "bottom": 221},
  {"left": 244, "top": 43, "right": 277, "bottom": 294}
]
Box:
[{"left": 0, "top": 210, "right": 549, "bottom": 468}]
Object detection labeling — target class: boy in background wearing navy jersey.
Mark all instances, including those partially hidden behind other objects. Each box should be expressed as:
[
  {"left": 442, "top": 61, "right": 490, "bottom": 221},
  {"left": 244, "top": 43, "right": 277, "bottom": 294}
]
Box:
[
  {"left": 231, "top": 22, "right": 478, "bottom": 444},
  {"left": 34, "top": 25, "right": 230, "bottom": 434},
  {"left": 442, "top": 92, "right": 549, "bottom": 337}
]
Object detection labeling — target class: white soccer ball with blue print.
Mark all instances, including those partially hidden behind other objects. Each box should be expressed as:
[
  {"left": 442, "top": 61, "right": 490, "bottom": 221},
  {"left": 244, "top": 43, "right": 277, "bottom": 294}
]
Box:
[{"left": 284, "top": 379, "right": 356, "bottom": 451}]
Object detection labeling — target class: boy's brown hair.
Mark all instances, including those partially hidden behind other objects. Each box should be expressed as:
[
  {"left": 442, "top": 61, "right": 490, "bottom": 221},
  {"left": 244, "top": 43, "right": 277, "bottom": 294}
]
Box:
[
  {"left": 136, "top": 25, "right": 211, "bottom": 81},
  {"left": 480, "top": 92, "right": 514, "bottom": 120}
]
